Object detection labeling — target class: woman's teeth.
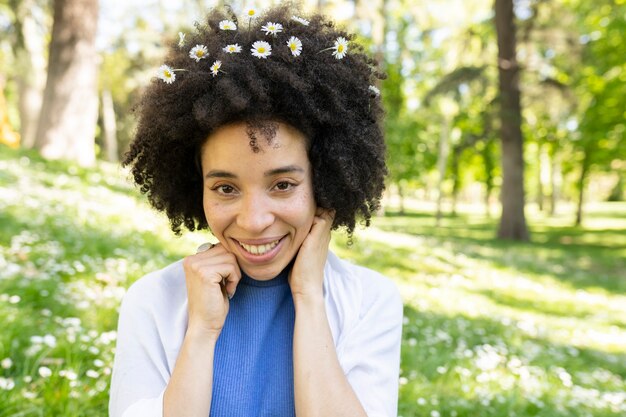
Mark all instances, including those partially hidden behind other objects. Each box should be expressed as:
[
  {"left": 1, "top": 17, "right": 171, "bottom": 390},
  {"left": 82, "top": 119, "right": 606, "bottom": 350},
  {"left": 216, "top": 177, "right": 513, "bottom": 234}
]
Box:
[{"left": 239, "top": 239, "right": 280, "bottom": 255}]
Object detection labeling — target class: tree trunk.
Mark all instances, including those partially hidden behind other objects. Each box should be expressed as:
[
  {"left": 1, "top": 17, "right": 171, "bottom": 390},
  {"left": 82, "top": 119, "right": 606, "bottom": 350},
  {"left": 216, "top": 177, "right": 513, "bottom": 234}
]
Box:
[
  {"left": 575, "top": 146, "right": 591, "bottom": 226},
  {"left": 549, "top": 144, "right": 560, "bottom": 215},
  {"left": 482, "top": 141, "right": 495, "bottom": 219},
  {"left": 536, "top": 142, "right": 544, "bottom": 212},
  {"left": 495, "top": 0, "right": 529, "bottom": 240},
  {"left": 35, "top": 0, "right": 99, "bottom": 166},
  {"left": 14, "top": 0, "right": 47, "bottom": 149},
  {"left": 397, "top": 182, "right": 405, "bottom": 215},
  {"left": 101, "top": 89, "right": 119, "bottom": 163},
  {"left": 451, "top": 147, "right": 460, "bottom": 217}
]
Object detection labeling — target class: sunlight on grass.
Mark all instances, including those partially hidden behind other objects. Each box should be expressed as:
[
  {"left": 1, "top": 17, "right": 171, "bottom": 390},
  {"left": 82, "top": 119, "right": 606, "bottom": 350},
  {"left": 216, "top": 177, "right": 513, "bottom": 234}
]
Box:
[{"left": 1, "top": 145, "right": 625, "bottom": 416}]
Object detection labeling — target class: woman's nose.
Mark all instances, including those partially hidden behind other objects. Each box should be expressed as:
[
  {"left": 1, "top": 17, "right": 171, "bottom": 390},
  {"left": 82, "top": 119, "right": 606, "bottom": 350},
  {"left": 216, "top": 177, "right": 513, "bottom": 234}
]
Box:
[{"left": 236, "top": 193, "right": 275, "bottom": 233}]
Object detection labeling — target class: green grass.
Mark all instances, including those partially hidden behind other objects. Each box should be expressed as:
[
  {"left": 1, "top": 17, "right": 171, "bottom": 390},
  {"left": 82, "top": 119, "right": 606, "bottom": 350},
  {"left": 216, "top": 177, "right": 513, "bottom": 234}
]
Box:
[{"left": 1, "top": 144, "right": 624, "bottom": 416}]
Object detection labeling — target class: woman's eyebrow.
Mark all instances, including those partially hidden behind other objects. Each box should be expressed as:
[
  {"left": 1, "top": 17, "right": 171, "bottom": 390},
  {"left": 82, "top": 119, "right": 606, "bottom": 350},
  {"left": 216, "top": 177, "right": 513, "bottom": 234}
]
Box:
[
  {"left": 205, "top": 170, "right": 236, "bottom": 179},
  {"left": 265, "top": 165, "right": 304, "bottom": 176}
]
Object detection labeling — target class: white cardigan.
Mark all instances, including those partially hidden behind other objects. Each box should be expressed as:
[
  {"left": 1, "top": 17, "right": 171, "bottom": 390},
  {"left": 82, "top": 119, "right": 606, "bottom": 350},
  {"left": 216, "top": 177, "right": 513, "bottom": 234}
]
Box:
[{"left": 109, "top": 251, "right": 403, "bottom": 417}]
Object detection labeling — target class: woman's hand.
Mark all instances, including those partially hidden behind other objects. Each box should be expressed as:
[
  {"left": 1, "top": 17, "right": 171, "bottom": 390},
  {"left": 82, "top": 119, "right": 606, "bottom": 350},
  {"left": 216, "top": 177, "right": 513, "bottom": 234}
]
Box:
[
  {"left": 289, "top": 208, "right": 334, "bottom": 300},
  {"left": 182, "top": 243, "right": 242, "bottom": 340}
]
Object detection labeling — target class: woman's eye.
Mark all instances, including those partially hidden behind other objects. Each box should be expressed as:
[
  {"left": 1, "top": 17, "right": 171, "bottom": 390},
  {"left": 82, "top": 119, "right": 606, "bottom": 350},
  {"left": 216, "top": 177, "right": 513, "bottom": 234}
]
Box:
[
  {"left": 275, "top": 181, "right": 294, "bottom": 191},
  {"left": 215, "top": 185, "right": 235, "bottom": 194}
]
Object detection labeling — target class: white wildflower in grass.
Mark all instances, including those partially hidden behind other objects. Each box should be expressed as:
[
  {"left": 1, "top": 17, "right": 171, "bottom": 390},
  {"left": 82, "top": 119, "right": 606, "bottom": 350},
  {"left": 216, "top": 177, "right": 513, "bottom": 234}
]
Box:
[
  {"left": 178, "top": 32, "right": 185, "bottom": 48},
  {"left": 210, "top": 60, "right": 222, "bottom": 77},
  {"left": 86, "top": 370, "right": 99, "bottom": 378},
  {"left": 251, "top": 41, "right": 272, "bottom": 58},
  {"left": 368, "top": 85, "right": 380, "bottom": 97},
  {"left": 332, "top": 37, "right": 349, "bottom": 59},
  {"left": 157, "top": 65, "right": 176, "bottom": 84},
  {"left": 189, "top": 44, "right": 209, "bottom": 62},
  {"left": 287, "top": 36, "right": 302, "bottom": 57},
  {"left": 292, "top": 16, "right": 309, "bottom": 25},
  {"left": 1, "top": 358, "right": 12, "bottom": 369},
  {"left": 261, "top": 22, "right": 283, "bottom": 36},
  {"left": 38, "top": 366, "right": 52, "bottom": 378},
  {"left": 22, "top": 391, "right": 36, "bottom": 399},
  {"left": 59, "top": 369, "right": 77, "bottom": 381},
  {"left": 244, "top": 7, "right": 257, "bottom": 18},
  {"left": 223, "top": 44, "right": 242, "bottom": 54},
  {"left": 219, "top": 20, "right": 237, "bottom": 30},
  {"left": 0, "top": 377, "right": 15, "bottom": 390},
  {"left": 43, "top": 334, "right": 57, "bottom": 348},
  {"left": 9, "top": 295, "right": 20, "bottom": 304}
]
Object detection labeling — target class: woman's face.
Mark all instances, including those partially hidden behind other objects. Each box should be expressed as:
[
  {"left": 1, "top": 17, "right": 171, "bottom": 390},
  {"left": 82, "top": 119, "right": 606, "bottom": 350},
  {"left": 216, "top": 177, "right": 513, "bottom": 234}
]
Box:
[{"left": 200, "top": 121, "right": 317, "bottom": 280}]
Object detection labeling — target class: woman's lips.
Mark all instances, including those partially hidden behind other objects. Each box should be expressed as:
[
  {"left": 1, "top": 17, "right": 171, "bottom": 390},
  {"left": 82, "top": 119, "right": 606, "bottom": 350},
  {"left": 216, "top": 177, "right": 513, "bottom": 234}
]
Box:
[{"left": 233, "top": 236, "right": 286, "bottom": 263}]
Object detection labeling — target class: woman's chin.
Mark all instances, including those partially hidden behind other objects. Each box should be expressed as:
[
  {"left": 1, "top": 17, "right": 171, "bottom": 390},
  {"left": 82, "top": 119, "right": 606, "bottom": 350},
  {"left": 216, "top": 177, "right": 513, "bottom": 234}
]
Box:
[{"left": 240, "top": 263, "right": 289, "bottom": 281}]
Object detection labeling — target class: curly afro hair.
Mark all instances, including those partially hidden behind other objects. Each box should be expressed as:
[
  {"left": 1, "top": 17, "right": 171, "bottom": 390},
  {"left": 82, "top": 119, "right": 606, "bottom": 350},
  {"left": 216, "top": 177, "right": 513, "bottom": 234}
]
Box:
[{"left": 123, "top": 3, "right": 387, "bottom": 237}]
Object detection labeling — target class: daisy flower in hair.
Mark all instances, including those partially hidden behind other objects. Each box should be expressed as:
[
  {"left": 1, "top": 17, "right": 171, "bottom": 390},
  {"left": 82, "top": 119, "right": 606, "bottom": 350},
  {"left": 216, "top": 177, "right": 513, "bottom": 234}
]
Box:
[
  {"left": 157, "top": 65, "right": 176, "bottom": 84},
  {"left": 368, "top": 85, "right": 380, "bottom": 97},
  {"left": 210, "top": 60, "right": 222, "bottom": 77},
  {"left": 261, "top": 22, "right": 283, "bottom": 36},
  {"left": 223, "top": 44, "right": 242, "bottom": 53},
  {"left": 219, "top": 20, "right": 237, "bottom": 30},
  {"left": 189, "top": 44, "right": 208, "bottom": 62},
  {"left": 292, "top": 16, "right": 309, "bottom": 25},
  {"left": 251, "top": 41, "right": 272, "bottom": 58},
  {"left": 332, "top": 37, "right": 349, "bottom": 59},
  {"left": 287, "top": 36, "right": 302, "bottom": 57}
]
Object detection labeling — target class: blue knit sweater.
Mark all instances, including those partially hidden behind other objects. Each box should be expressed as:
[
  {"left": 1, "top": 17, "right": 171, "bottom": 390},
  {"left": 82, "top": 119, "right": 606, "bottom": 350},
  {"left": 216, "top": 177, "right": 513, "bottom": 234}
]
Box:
[{"left": 209, "top": 268, "right": 295, "bottom": 417}]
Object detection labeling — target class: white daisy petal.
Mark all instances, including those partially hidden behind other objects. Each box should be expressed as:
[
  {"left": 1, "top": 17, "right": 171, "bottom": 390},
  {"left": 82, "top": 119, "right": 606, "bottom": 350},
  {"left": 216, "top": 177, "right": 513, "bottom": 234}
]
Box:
[
  {"left": 189, "top": 44, "right": 209, "bottom": 62},
  {"left": 332, "top": 37, "right": 349, "bottom": 59},
  {"left": 251, "top": 40, "right": 272, "bottom": 58},
  {"left": 291, "top": 16, "right": 310, "bottom": 26},
  {"left": 219, "top": 20, "right": 237, "bottom": 30},
  {"left": 157, "top": 65, "right": 176, "bottom": 84},
  {"left": 210, "top": 60, "right": 222, "bottom": 77},
  {"left": 368, "top": 85, "right": 380, "bottom": 97},
  {"left": 287, "top": 36, "right": 302, "bottom": 57},
  {"left": 261, "top": 22, "right": 283, "bottom": 36},
  {"left": 223, "top": 43, "right": 242, "bottom": 53}
]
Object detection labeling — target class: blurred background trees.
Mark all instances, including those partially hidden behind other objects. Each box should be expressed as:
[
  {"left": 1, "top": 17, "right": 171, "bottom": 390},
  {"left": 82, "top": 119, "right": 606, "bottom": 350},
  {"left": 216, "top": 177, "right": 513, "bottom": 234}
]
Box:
[{"left": 0, "top": 0, "right": 624, "bottom": 238}]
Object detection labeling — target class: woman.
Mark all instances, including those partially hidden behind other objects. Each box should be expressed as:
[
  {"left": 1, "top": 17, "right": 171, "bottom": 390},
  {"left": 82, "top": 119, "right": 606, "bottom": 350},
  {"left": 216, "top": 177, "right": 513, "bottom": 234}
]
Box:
[{"left": 109, "top": 4, "right": 403, "bottom": 417}]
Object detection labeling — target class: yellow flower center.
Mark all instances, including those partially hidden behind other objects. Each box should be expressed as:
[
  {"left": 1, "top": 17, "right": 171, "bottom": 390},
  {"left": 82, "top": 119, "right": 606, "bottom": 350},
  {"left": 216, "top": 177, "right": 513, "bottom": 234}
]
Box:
[
  {"left": 290, "top": 44, "right": 296, "bottom": 51},
  {"left": 164, "top": 70, "right": 171, "bottom": 77},
  {"left": 338, "top": 45, "right": 344, "bottom": 53},
  {"left": 248, "top": 10, "right": 255, "bottom": 16},
  {"left": 258, "top": 47, "right": 265, "bottom": 53},
  {"left": 196, "top": 51, "right": 204, "bottom": 57}
]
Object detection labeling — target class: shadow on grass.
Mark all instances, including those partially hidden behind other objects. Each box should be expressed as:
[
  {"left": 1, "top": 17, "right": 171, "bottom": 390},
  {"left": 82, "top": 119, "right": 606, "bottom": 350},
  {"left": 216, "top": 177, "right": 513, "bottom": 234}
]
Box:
[
  {"left": 472, "top": 288, "right": 626, "bottom": 329},
  {"left": 399, "top": 303, "right": 626, "bottom": 417},
  {"left": 376, "top": 210, "right": 626, "bottom": 294}
]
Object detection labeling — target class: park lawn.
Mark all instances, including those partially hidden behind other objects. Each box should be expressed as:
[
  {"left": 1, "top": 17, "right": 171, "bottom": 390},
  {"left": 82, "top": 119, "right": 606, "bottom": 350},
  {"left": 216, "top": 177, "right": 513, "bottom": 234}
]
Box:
[{"left": 0, "top": 144, "right": 624, "bottom": 416}]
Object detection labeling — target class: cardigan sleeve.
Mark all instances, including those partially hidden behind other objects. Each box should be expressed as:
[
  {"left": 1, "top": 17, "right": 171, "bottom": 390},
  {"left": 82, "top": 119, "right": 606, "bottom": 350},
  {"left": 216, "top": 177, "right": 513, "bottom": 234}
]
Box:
[
  {"left": 108, "top": 278, "right": 171, "bottom": 417},
  {"left": 336, "top": 270, "right": 404, "bottom": 417}
]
